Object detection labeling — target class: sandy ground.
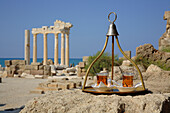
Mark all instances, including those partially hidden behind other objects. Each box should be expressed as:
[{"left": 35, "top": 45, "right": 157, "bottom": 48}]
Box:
[{"left": 0, "top": 78, "right": 47, "bottom": 111}]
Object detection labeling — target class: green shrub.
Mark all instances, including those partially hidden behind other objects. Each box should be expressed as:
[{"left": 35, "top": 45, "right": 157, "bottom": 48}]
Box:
[
  {"left": 135, "top": 56, "right": 170, "bottom": 71},
  {"left": 162, "top": 47, "right": 170, "bottom": 52},
  {"left": 85, "top": 51, "right": 123, "bottom": 75}
]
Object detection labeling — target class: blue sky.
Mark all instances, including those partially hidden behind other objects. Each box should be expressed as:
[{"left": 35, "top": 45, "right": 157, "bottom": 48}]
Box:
[{"left": 0, "top": 0, "right": 170, "bottom": 58}]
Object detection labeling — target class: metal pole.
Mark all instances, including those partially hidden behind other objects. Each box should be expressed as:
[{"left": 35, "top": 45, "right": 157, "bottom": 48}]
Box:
[{"left": 111, "top": 36, "right": 114, "bottom": 80}]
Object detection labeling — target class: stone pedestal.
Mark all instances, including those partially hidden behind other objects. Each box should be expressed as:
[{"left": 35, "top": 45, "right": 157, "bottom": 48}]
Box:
[{"left": 25, "top": 30, "right": 30, "bottom": 65}]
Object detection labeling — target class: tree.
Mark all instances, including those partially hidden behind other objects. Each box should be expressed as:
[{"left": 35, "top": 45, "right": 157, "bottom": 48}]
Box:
[{"left": 85, "top": 51, "right": 122, "bottom": 75}]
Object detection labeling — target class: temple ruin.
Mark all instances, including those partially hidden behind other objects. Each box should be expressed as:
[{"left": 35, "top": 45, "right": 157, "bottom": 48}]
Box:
[{"left": 25, "top": 20, "right": 73, "bottom": 66}]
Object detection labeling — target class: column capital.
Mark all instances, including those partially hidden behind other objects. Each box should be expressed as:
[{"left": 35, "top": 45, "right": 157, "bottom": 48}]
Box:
[
  {"left": 33, "top": 34, "right": 37, "bottom": 37},
  {"left": 55, "top": 33, "right": 59, "bottom": 36},
  {"left": 43, "top": 33, "right": 48, "bottom": 36}
]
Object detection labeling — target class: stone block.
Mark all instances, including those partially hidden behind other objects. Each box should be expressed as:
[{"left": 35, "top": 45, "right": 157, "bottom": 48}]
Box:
[
  {"left": 16, "top": 69, "right": 23, "bottom": 75},
  {"left": 10, "top": 65, "right": 16, "bottom": 70},
  {"left": 58, "top": 83, "right": 69, "bottom": 90},
  {"left": 44, "top": 65, "right": 51, "bottom": 71},
  {"left": 35, "top": 75, "right": 44, "bottom": 79},
  {"left": 23, "top": 70, "right": 31, "bottom": 74},
  {"left": 164, "top": 11, "right": 170, "bottom": 20},
  {"left": 39, "top": 65, "right": 44, "bottom": 70},
  {"left": 25, "top": 65, "right": 32, "bottom": 70},
  {"left": 39, "top": 82, "right": 50, "bottom": 87},
  {"left": 81, "top": 69, "right": 86, "bottom": 72},
  {"left": 68, "top": 82, "right": 76, "bottom": 89},
  {"left": 83, "top": 56, "right": 89, "bottom": 62},
  {"left": 44, "top": 70, "right": 51, "bottom": 76},
  {"left": 79, "top": 62, "right": 85, "bottom": 68},
  {"left": 31, "top": 70, "right": 44, "bottom": 75},
  {"left": 5, "top": 60, "right": 11, "bottom": 67},
  {"left": 48, "top": 83, "right": 58, "bottom": 88},
  {"left": 123, "top": 51, "right": 131, "bottom": 59},
  {"left": 31, "top": 62, "right": 42, "bottom": 66},
  {"left": 21, "top": 73, "right": 34, "bottom": 78},
  {"left": 11, "top": 60, "right": 26, "bottom": 65},
  {"left": 31, "top": 65, "right": 39, "bottom": 70},
  {"left": 30, "top": 90, "right": 44, "bottom": 94}
]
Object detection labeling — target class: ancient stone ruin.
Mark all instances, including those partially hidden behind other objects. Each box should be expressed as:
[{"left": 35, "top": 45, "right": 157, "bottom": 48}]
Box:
[
  {"left": 4, "top": 20, "right": 75, "bottom": 78},
  {"left": 159, "top": 11, "right": 170, "bottom": 50},
  {"left": 31, "top": 20, "right": 73, "bottom": 66}
]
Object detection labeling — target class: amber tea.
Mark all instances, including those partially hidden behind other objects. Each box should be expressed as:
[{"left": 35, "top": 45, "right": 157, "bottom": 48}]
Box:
[
  {"left": 97, "top": 73, "right": 108, "bottom": 86},
  {"left": 122, "top": 74, "right": 133, "bottom": 87}
]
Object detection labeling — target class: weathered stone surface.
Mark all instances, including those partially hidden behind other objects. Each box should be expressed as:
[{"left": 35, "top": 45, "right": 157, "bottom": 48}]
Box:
[
  {"left": 47, "top": 83, "right": 58, "bottom": 88},
  {"left": 47, "top": 59, "right": 54, "bottom": 65},
  {"left": 21, "top": 73, "right": 34, "bottom": 78},
  {"left": 44, "top": 65, "right": 51, "bottom": 71},
  {"left": 50, "top": 65, "right": 56, "bottom": 74},
  {"left": 79, "top": 62, "right": 85, "bottom": 68},
  {"left": 159, "top": 11, "right": 170, "bottom": 50},
  {"left": 25, "top": 65, "right": 32, "bottom": 70},
  {"left": 123, "top": 51, "right": 131, "bottom": 59},
  {"left": 58, "top": 83, "right": 69, "bottom": 90},
  {"left": 23, "top": 70, "right": 31, "bottom": 74},
  {"left": 146, "top": 64, "right": 162, "bottom": 73},
  {"left": 44, "top": 70, "right": 51, "bottom": 76},
  {"left": 11, "top": 60, "right": 26, "bottom": 65},
  {"left": 5, "top": 60, "right": 11, "bottom": 67},
  {"left": 31, "top": 70, "right": 44, "bottom": 75},
  {"left": 31, "top": 62, "right": 42, "bottom": 66},
  {"left": 121, "top": 60, "right": 132, "bottom": 66},
  {"left": 10, "top": 65, "right": 16, "bottom": 70},
  {"left": 30, "top": 90, "right": 44, "bottom": 94},
  {"left": 66, "top": 67, "right": 76, "bottom": 73},
  {"left": 31, "top": 65, "right": 39, "bottom": 70},
  {"left": 83, "top": 56, "right": 89, "bottom": 63},
  {"left": 21, "top": 89, "right": 170, "bottom": 113},
  {"left": 34, "top": 75, "right": 44, "bottom": 79},
  {"left": 39, "top": 65, "right": 44, "bottom": 70}
]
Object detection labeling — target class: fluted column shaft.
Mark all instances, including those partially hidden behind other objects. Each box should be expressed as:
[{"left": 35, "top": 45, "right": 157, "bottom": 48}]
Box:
[
  {"left": 33, "top": 34, "right": 37, "bottom": 63},
  {"left": 54, "top": 33, "right": 59, "bottom": 65},
  {"left": 61, "top": 33, "right": 65, "bottom": 65},
  {"left": 65, "top": 34, "right": 69, "bottom": 66},
  {"left": 43, "top": 33, "right": 48, "bottom": 65},
  {"left": 25, "top": 30, "right": 30, "bottom": 65}
]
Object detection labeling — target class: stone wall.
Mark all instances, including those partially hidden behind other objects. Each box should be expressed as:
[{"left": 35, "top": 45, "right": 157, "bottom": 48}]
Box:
[
  {"left": 159, "top": 11, "right": 170, "bottom": 50},
  {"left": 4, "top": 60, "right": 51, "bottom": 77}
]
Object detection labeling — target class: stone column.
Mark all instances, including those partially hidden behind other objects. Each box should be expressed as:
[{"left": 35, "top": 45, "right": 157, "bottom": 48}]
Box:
[
  {"left": 61, "top": 33, "right": 65, "bottom": 65},
  {"left": 43, "top": 33, "right": 48, "bottom": 65},
  {"left": 54, "top": 33, "right": 59, "bottom": 65},
  {"left": 65, "top": 34, "right": 69, "bottom": 66},
  {"left": 33, "top": 34, "right": 37, "bottom": 63},
  {"left": 25, "top": 30, "right": 30, "bottom": 65}
]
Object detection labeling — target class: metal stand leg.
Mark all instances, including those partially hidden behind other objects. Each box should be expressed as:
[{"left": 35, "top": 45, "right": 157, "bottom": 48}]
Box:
[
  {"left": 115, "top": 36, "right": 145, "bottom": 90},
  {"left": 82, "top": 36, "right": 109, "bottom": 91}
]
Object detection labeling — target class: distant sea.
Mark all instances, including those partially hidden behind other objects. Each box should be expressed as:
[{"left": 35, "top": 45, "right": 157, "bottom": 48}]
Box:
[{"left": 0, "top": 58, "right": 82, "bottom": 67}]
